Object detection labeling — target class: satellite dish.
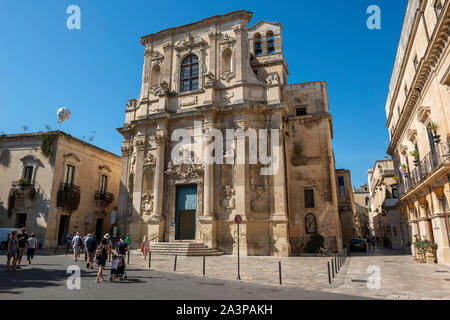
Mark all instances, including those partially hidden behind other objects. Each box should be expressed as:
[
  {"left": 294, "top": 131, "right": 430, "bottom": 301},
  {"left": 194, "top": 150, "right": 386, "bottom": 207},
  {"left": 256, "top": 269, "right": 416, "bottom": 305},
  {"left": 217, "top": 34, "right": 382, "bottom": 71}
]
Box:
[{"left": 57, "top": 107, "right": 71, "bottom": 124}]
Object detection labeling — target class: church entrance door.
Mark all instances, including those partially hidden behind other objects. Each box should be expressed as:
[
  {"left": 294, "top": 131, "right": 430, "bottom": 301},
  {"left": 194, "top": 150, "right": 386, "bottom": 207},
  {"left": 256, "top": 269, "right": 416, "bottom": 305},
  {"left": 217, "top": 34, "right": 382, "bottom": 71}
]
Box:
[{"left": 175, "top": 185, "right": 197, "bottom": 240}]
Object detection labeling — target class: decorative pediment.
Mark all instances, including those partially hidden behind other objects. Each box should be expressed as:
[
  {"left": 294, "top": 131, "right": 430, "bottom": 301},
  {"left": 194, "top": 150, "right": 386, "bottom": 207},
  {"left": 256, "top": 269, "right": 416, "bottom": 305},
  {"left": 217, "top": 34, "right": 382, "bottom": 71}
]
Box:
[
  {"left": 98, "top": 165, "right": 112, "bottom": 172},
  {"left": 220, "top": 33, "right": 236, "bottom": 46},
  {"left": 174, "top": 33, "right": 207, "bottom": 52},
  {"left": 144, "top": 47, "right": 164, "bottom": 62},
  {"left": 398, "top": 144, "right": 408, "bottom": 155},
  {"left": 20, "top": 155, "right": 43, "bottom": 166},
  {"left": 407, "top": 129, "right": 417, "bottom": 142},
  {"left": 417, "top": 106, "right": 431, "bottom": 123},
  {"left": 165, "top": 161, "right": 203, "bottom": 181},
  {"left": 63, "top": 153, "right": 81, "bottom": 163}
]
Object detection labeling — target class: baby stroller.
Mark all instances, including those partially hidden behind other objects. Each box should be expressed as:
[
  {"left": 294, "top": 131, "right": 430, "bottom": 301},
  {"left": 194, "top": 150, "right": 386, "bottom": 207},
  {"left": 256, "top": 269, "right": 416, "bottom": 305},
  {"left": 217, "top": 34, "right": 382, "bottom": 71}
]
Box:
[{"left": 117, "top": 255, "right": 127, "bottom": 281}]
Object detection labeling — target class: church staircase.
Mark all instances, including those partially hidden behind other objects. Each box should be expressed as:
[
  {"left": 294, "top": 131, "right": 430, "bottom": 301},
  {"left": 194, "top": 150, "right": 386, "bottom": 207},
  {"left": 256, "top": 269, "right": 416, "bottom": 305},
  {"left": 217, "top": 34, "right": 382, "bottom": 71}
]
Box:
[{"left": 149, "top": 240, "right": 224, "bottom": 256}]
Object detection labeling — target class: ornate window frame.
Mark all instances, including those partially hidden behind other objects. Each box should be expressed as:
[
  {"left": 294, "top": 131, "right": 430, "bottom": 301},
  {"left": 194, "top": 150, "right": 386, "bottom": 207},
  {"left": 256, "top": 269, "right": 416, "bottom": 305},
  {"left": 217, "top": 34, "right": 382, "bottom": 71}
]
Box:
[{"left": 174, "top": 33, "right": 207, "bottom": 95}]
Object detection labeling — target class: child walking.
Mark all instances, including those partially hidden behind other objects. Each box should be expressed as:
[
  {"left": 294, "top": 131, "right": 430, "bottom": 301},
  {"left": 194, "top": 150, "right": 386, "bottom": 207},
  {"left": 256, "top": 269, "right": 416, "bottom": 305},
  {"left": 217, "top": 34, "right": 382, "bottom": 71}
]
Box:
[{"left": 110, "top": 254, "right": 120, "bottom": 281}]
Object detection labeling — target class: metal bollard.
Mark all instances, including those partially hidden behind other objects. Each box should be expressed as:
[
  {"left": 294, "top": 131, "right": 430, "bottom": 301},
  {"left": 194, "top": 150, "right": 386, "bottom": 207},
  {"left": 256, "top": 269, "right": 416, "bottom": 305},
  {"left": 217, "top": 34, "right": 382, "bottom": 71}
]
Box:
[
  {"left": 331, "top": 258, "right": 335, "bottom": 278},
  {"left": 327, "top": 261, "right": 331, "bottom": 284},
  {"left": 279, "top": 261, "right": 282, "bottom": 285},
  {"left": 203, "top": 256, "right": 205, "bottom": 277},
  {"left": 174, "top": 254, "right": 177, "bottom": 272},
  {"left": 334, "top": 256, "right": 338, "bottom": 274},
  {"left": 148, "top": 251, "right": 152, "bottom": 269},
  {"left": 127, "top": 248, "right": 130, "bottom": 265}
]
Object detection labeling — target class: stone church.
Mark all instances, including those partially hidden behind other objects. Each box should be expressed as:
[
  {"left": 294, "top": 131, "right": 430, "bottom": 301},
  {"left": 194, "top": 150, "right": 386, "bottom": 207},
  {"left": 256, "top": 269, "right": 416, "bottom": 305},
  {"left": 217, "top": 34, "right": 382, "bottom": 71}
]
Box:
[{"left": 117, "top": 10, "right": 343, "bottom": 255}]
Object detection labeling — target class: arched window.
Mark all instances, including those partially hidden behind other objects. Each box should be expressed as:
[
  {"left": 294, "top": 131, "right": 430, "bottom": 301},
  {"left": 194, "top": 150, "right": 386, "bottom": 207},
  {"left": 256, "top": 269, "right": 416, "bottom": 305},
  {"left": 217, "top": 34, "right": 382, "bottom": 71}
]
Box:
[
  {"left": 254, "top": 33, "right": 262, "bottom": 56},
  {"left": 267, "top": 31, "right": 275, "bottom": 54},
  {"left": 151, "top": 65, "right": 160, "bottom": 87},
  {"left": 365, "top": 197, "right": 369, "bottom": 206},
  {"left": 222, "top": 48, "right": 232, "bottom": 74},
  {"left": 305, "top": 213, "right": 317, "bottom": 234},
  {"left": 180, "top": 54, "right": 199, "bottom": 93}
]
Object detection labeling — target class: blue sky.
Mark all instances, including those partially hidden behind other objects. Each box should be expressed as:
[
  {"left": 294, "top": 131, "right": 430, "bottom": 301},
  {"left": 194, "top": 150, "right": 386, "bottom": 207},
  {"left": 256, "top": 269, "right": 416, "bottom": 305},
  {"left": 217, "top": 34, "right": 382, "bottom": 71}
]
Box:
[{"left": 0, "top": 0, "right": 407, "bottom": 187}]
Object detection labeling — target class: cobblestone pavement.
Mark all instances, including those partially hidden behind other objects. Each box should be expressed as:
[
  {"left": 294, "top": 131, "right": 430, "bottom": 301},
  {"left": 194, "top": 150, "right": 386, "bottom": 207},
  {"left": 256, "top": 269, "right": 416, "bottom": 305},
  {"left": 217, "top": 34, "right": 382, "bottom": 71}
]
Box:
[
  {"left": 323, "top": 249, "right": 450, "bottom": 300},
  {"left": 129, "top": 248, "right": 450, "bottom": 300}
]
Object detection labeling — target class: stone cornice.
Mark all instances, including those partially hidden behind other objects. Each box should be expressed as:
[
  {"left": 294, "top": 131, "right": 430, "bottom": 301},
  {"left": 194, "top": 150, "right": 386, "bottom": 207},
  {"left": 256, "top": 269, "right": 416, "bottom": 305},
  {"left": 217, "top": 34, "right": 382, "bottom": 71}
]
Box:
[
  {"left": 387, "top": 3, "right": 450, "bottom": 155},
  {"left": 140, "top": 10, "right": 253, "bottom": 45}
]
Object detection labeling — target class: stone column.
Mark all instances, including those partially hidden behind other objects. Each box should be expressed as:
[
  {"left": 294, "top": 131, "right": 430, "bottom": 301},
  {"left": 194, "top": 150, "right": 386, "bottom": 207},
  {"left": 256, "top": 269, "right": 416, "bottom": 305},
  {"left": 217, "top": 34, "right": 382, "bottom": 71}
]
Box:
[
  {"left": 128, "top": 136, "right": 146, "bottom": 247},
  {"left": 152, "top": 123, "right": 167, "bottom": 221},
  {"left": 232, "top": 23, "right": 248, "bottom": 103},
  {"left": 409, "top": 219, "right": 419, "bottom": 256},
  {"left": 431, "top": 213, "right": 450, "bottom": 264},
  {"left": 203, "top": 115, "right": 215, "bottom": 218}
]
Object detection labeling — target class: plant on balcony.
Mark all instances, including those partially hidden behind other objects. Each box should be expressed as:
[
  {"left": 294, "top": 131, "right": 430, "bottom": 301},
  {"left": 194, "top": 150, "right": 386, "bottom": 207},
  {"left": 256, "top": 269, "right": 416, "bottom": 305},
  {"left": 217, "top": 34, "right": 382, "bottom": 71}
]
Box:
[
  {"left": 426, "top": 122, "right": 440, "bottom": 143},
  {"left": 18, "top": 178, "right": 29, "bottom": 187},
  {"left": 400, "top": 163, "right": 409, "bottom": 169},
  {"left": 393, "top": 175, "right": 399, "bottom": 181},
  {"left": 40, "top": 132, "right": 57, "bottom": 159},
  {"left": 409, "top": 150, "right": 420, "bottom": 166}
]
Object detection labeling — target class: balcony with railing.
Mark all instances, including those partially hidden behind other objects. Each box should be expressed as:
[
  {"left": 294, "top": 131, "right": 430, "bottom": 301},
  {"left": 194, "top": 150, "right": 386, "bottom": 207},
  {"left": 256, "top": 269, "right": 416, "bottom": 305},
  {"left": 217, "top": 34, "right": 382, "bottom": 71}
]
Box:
[
  {"left": 57, "top": 183, "right": 81, "bottom": 212},
  {"left": 95, "top": 191, "right": 114, "bottom": 206},
  {"left": 399, "top": 142, "right": 450, "bottom": 197},
  {"left": 10, "top": 180, "right": 36, "bottom": 200}
]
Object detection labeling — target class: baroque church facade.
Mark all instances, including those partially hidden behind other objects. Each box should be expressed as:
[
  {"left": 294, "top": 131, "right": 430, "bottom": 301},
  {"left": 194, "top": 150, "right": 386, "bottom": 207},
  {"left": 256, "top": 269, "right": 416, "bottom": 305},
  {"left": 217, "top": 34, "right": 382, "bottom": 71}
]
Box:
[{"left": 117, "top": 10, "right": 343, "bottom": 255}]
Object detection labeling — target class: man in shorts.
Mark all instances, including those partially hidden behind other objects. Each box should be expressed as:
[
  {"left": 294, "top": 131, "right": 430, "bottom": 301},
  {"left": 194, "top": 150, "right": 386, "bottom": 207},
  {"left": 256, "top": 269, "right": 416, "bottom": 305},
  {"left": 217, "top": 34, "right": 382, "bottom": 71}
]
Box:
[
  {"left": 16, "top": 228, "right": 29, "bottom": 269},
  {"left": 72, "top": 232, "right": 82, "bottom": 262},
  {"left": 85, "top": 234, "right": 97, "bottom": 269}
]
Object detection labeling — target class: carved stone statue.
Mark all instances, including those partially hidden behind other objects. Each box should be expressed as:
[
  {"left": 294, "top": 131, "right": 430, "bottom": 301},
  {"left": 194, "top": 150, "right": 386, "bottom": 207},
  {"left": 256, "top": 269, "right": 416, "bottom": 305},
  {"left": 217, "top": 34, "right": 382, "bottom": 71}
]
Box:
[
  {"left": 266, "top": 73, "right": 280, "bottom": 86},
  {"left": 141, "top": 192, "right": 154, "bottom": 215}
]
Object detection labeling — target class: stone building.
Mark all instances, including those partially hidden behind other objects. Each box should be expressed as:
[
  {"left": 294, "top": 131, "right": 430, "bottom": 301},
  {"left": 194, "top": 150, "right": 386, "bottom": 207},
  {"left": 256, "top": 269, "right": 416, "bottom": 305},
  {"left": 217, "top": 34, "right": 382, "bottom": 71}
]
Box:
[
  {"left": 335, "top": 169, "right": 358, "bottom": 244},
  {"left": 116, "top": 10, "right": 343, "bottom": 256},
  {"left": 367, "top": 159, "right": 409, "bottom": 249},
  {"left": 353, "top": 184, "right": 371, "bottom": 238},
  {"left": 385, "top": 0, "right": 449, "bottom": 263},
  {"left": 0, "top": 132, "right": 121, "bottom": 248}
]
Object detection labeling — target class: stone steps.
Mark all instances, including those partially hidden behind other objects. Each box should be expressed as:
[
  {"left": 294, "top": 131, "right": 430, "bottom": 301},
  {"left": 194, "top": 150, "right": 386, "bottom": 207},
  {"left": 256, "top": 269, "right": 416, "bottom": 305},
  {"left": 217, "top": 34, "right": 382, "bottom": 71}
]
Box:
[{"left": 149, "top": 241, "right": 224, "bottom": 256}]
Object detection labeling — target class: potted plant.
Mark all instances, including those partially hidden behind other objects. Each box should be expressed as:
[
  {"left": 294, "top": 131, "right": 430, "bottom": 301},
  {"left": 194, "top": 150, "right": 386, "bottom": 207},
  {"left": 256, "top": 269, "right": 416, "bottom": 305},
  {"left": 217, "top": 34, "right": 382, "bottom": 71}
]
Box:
[
  {"left": 412, "top": 234, "right": 426, "bottom": 263},
  {"left": 410, "top": 150, "right": 420, "bottom": 166},
  {"left": 393, "top": 175, "right": 399, "bottom": 181},
  {"left": 423, "top": 239, "right": 438, "bottom": 264},
  {"left": 426, "top": 122, "right": 440, "bottom": 144}
]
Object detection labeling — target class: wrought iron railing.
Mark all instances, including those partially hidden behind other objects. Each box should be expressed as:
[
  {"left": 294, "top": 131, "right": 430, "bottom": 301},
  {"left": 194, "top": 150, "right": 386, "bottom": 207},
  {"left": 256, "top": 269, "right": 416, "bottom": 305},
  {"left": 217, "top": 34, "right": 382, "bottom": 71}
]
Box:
[
  {"left": 399, "top": 142, "right": 450, "bottom": 196},
  {"left": 95, "top": 191, "right": 114, "bottom": 203},
  {"left": 57, "top": 183, "right": 81, "bottom": 212}
]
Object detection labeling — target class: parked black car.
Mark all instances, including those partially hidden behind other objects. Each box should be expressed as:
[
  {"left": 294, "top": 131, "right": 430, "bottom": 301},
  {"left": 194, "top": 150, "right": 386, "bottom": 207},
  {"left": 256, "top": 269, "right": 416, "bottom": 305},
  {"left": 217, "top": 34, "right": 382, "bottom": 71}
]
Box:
[{"left": 350, "top": 239, "right": 367, "bottom": 252}]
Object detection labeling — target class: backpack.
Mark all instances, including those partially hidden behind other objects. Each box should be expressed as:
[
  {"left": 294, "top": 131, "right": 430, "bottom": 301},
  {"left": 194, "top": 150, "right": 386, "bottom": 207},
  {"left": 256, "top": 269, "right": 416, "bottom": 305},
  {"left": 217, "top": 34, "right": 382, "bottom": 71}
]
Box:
[
  {"left": 95, "top": 246, "right": 105, "bottom": 263},
  {"left": 76, "top": 236, "right": 82, "bottom": 246}
]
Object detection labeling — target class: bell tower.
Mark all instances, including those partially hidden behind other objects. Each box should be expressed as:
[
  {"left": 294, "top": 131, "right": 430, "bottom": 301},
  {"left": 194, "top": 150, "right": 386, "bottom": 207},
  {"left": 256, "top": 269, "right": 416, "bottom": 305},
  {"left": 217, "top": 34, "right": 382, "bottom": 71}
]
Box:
[{"left": 248, "top": 21, "right": 288, "bottom": 86}]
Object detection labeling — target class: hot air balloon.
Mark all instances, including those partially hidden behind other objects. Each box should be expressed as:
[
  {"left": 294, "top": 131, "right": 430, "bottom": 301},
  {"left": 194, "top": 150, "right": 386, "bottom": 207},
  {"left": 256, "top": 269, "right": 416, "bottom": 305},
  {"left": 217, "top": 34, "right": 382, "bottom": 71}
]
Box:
[{"left": 57, "top": 107, "right": 71, "bottom": 124}]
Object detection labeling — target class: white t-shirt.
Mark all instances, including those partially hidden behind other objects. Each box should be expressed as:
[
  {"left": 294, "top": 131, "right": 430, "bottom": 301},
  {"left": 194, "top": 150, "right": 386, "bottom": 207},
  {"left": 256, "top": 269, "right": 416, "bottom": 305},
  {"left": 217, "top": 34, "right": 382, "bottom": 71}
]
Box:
[
  {"left": 72, "top": 235, "right": 81, "bottom": 247},
  {"left": 111, "top": 258, "right": 120, "bottom": 270},
  {"left": 27, "top": 237, "right": 37, "bottom": 249}
]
